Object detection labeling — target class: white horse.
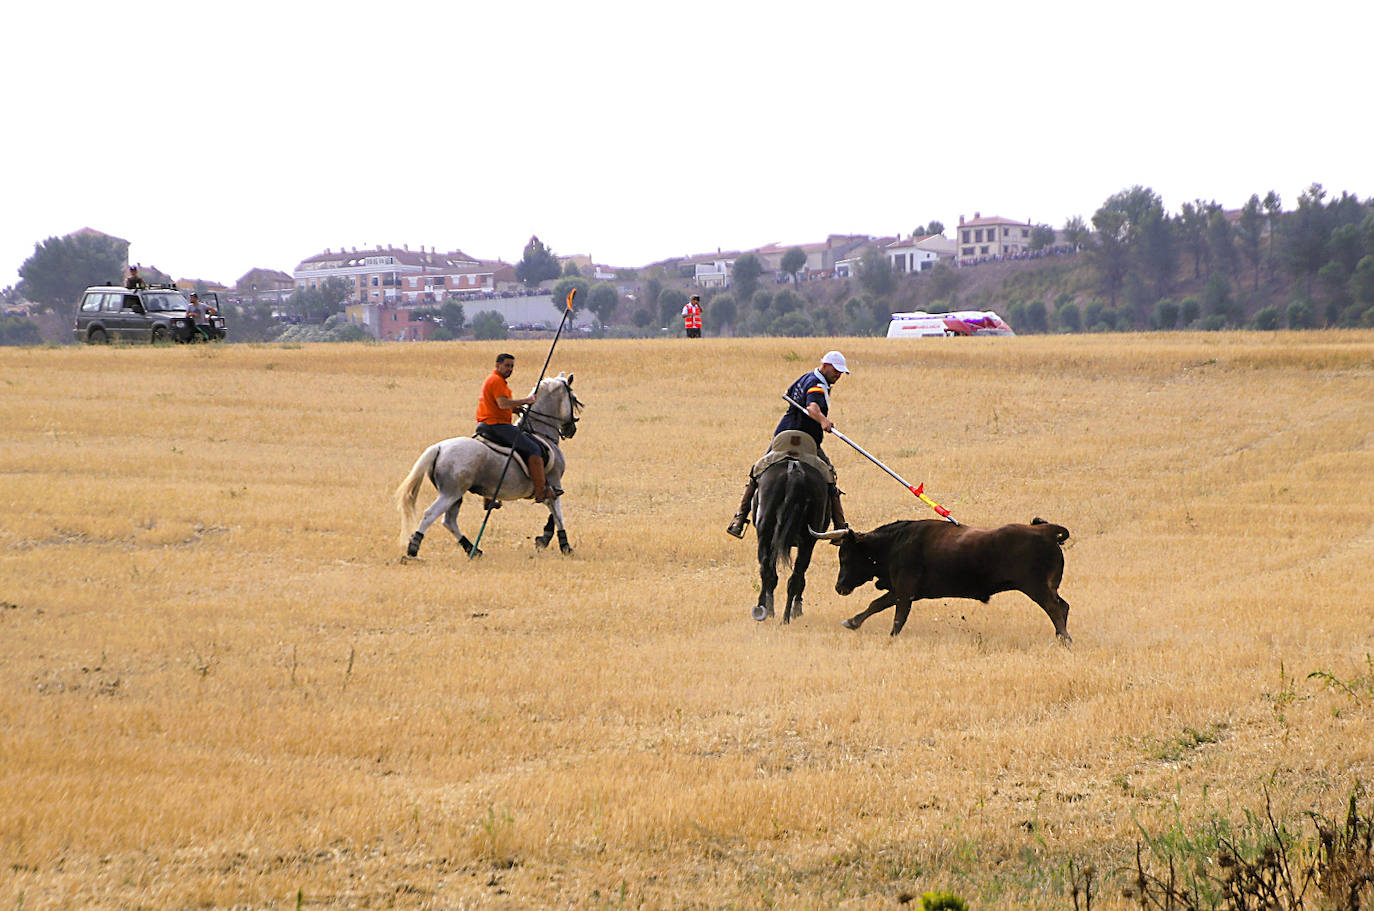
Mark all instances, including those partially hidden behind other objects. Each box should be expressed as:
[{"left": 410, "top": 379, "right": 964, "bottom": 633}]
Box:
[{"left": 395, "top": 372, "right": 583, "bottom": 557}]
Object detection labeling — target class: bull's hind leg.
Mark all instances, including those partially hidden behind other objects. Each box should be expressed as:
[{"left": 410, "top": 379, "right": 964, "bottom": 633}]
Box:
[
  {"left": 890, "top": 598, "right": 914, "bottom": 637},
  {"left": 841, "top": 592, "right": 899, "bottom": 631},
  {"left": 1023, "top": 581, "right": 1072, "bottom": 645}
]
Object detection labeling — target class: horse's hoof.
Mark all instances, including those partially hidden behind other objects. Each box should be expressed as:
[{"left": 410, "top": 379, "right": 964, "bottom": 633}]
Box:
[
  {"left": 559, "top": 543, "right": 573, "bottom": 555},
  {"left": 534, "top": 536, "right": 550, "bottom": 550},
  {"left": 751, "top": 605, "right": 768, "bottom": 622},
  {"left": 840, "top": 618, "right": 858, "bottom": 630}
]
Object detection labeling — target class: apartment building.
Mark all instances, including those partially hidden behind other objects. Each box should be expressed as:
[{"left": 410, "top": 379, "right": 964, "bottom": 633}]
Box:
[
  {"left": 293, "top": 244, "right": 481, "bottom": 304},
  {"left": 956, "top": 213, "right": 1032, "bottom": 261}
]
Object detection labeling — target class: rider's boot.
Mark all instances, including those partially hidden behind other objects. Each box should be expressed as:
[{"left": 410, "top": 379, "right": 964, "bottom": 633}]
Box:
[
  {"left": 529, "top": 455, "right": 549, "bottom": 503},
  {"left": 725, "top": 476, "right": 758, "bottom": 538},
  {"left": 829, "top": 485, "right": 848, "bottom": 530}
]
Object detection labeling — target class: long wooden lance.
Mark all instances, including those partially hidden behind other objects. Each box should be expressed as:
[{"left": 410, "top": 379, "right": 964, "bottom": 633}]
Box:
[
  {"left": 783, "top": 394, "right": 959, "bottom": 525},
  {"left": 469, "top": 288, "right": 578, "bottom": 557}
]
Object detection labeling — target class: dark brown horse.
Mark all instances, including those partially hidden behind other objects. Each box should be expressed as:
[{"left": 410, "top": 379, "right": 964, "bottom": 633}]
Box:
[{"left": 751, "top": 459, "right": 830, "bottom": 624}]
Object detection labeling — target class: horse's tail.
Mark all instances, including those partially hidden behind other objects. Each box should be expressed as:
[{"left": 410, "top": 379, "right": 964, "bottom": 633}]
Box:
[
  {"left": 394, "top": 443, "right": 441, "bottom": 542},
  {"left": 766, "top": 461, "right": 817, "bottom": 571}
]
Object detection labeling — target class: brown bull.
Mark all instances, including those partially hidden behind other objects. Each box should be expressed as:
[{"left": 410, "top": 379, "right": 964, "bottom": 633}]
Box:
[{"left": 814, "top": 517, "right": 1072, "bottom": 643}]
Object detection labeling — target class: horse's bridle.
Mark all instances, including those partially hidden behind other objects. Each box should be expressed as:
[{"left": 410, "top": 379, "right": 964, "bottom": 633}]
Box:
[{"left": 521, "top": 378, "right": 581, "bottom": 440}]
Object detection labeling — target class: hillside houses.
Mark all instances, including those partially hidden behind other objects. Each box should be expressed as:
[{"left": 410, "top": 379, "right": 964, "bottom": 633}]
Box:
[{"left": 956, "top": 213, "right": 1033, "bottom": 262}]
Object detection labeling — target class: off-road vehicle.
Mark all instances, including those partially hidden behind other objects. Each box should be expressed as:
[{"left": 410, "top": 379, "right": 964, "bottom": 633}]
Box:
[{"left": 73, "top": 284, "right": 227, "bottom": 344}]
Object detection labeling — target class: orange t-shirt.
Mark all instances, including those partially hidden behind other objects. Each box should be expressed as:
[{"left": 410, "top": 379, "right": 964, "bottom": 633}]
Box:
[{"left": 476, "top": 371, "right": 514, "bottom": 424}]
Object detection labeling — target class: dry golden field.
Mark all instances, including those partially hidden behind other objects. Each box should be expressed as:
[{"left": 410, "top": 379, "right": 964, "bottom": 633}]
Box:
[{"left": 2, "top": 332, "right": 1373, "bottom": 910}]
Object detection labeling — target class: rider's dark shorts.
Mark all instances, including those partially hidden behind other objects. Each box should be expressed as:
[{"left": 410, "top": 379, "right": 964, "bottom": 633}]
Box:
[{"left": 476, "top": 422, "right": 542, "bottom": 460}]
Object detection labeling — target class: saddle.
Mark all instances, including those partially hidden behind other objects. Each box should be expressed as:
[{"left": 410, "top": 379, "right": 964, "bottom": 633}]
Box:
[
  {"left": 472, "top": 433, "right": 552, "bottom": 476},
  {"left": 750, "top": 431, "right": 836, "bottom": 484}
]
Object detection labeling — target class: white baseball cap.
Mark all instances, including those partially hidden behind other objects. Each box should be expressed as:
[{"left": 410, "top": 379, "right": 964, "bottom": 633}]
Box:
[{"left": 820, "top": 350, "right": 850, "bottom": 373}]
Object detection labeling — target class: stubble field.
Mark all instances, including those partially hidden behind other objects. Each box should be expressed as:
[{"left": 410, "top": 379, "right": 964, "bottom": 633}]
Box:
[{"left": 2, "top": 332, "right": 1373, "bottom": 910}]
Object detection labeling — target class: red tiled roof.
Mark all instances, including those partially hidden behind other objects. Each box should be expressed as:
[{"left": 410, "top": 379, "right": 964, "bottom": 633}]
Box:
[{"left": 296, "top": 245, "right": 480, "bottom": 269}]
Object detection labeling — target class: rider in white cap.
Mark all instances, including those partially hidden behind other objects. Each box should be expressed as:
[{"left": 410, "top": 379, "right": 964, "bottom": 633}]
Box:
[{"left": 726, "top": 350, "right": 849, "bottom": 538}]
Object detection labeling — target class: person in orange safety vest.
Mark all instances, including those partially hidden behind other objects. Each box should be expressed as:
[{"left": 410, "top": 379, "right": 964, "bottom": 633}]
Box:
[{"left": 682, "top": 294, "right": 702, "bottom": 338}]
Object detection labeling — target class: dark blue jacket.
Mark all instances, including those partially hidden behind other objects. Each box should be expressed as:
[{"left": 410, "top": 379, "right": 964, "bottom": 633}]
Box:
[{"left": 775, "top": 370, "right": 831, "bottom": 446}]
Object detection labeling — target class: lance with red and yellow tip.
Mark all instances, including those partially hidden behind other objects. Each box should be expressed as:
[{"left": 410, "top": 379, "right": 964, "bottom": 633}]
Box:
[
  {"left": 469, "top": 287, "right": 579, "bottom": 558},
  {"left": 783, "top": 394, "right": 959, "bottom": 525}
]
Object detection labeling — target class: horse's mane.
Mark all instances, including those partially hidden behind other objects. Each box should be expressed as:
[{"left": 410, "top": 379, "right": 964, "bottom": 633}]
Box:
[{"left": 528, "top": 375, "right": 582, "bottom": 415}]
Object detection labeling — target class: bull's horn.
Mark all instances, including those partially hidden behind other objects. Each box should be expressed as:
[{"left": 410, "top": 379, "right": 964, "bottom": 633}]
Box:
[{"left": 810, "top": 527, "right": 849, "bottom": 540}]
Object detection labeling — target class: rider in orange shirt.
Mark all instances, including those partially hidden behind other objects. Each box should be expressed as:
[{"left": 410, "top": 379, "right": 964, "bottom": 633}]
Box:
[{"left": 475, "top": 352, "right": 549, "bottom": 502}]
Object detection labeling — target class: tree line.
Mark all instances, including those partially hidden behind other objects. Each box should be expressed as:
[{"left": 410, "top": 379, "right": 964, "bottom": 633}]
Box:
[{"left": 7, "top": 185, "right": 1372, "bottom": 345}]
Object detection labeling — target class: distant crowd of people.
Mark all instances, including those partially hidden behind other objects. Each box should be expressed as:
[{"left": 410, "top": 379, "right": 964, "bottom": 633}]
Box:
[{"left": 956, "top": 245, "right": 1079, "bottom": 267}]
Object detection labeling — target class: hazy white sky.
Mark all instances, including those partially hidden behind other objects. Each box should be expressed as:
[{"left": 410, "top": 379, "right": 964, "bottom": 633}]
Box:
[{"left": 4, "top": 0, "right": 1370, "bottom": 289}]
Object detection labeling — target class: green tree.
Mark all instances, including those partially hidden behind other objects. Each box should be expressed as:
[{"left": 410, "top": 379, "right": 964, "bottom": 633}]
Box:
[
  {"left": 643, "top": 278, "right": 662, "bottom": 321},
  {"left": 1328, "top": 223, "right": 1364, "bottom": 275},
  {"left": 1136, "top": 208, "right": 1177, "bottom": 299},
  {"left": 586, "top": 282, "right": 619, "bottom": 324},
  {"left": 1029, "top": 223, "right": 1057, "bottom": 252},
  {"left": 1253, "top": 305, "right": 1281, "bottom": 330},
  {"left": 730, "top": 253, "right": 763, "bottom": 304},
  {"left": 0, "top": 315, "right": 44, "bottom": 345},
  {"left": 1178, "top": 200, "right": 1215, "bottom": 278},
  {"left": 1237, "top": 194, "right": 1265, "bottom": 293},
  {"left": 1284, "top": 183, "right": 1331, "bottom": 295},
  {"left": 471, "top": 310, "right": 508, "bottom": 340},
  {"left": 550, "top": 277, "right": 591, "bottom": 320},
  {"left": 515, "top": 235, "right": 561, "bottom": 287},
  {"left": 1062, "top": 215, "right": 1091, "bottom": 250},
  {"left": 1179, "top": 296, "right": 1202, "bottom": 327},
  {"left": 632, "top": 308, "right": 652, "bottom": 328},
  {"left": 770, "top": 311, "right": 812, "bottom": 336},
  {"left": 562, "top": 260, "right": 582, "bottom": 278},
  {"left": 1286, "top": 298, "right": 1313, "bottom": 329},
  {"left": 318, "top": 276, "right": 352, "bottom": 319},
  {"left": 857, "top": 247, "right": 895, "bottom": 297},
  {"left": 710, "top": 293, "right": 737, "bottom": 335},
  {"left": 17, "top": 232, "right": 130, "bottom": 312},
  {"left": 1350, "top": 255, "right": 1374, "bottom": 305},
  {"left": 923, "top": 220, "right": 945, "bottom": 236},
  {"left": 658, "top": 288, "right": 688, "bottom": 328},
  {"left": 1025, "top": 299, "right": 1048, "bottom": 333},
  {"left": 439, "top": 300, "right": 466, "bottom": 333},
  {"left": 780, "top": 247, "right": 807, "bottom": 284},
  {"left": 1202, "top": 273, "right": 1239, "bottom": 325},
  {"left": 1262, "top": 190, "right": 1283, "bottom": 273},
  {"left": 1154, "top": 298, "right": 1179, "bottom": 330},
  {"left": 1088, "top": 207, "right": 1130, "bottom": 308},
  {"left": 772, "top": 289, "right": 803, "bottom": 314},
  {"left": 1206, "top": 208, "right": 1237, "bottom": 277},
  {"left": 1056, "top": 301, "right": 1082, "bottom": 332},
  {"left": 1088, "top": 187, "right": 1165, "bottom": 308}
]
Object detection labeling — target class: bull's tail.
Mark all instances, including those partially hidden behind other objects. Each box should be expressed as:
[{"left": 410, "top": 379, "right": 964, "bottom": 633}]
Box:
[
  {"left": 394, "top": 443, "right": 441, "bottom": 542},
  {"left": 1031, "top": 516, "right": 1070, "bottom": 545}
]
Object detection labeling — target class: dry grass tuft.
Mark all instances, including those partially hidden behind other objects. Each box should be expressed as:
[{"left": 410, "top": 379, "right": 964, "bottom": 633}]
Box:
[{"left": 2, "top": 332, "right": 1373, "bottom": 908}]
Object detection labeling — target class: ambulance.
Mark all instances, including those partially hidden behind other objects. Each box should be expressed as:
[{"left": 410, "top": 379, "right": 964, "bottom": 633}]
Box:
[{"left": 886, "top": 310, "right": 1014, "bottom": 338}]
